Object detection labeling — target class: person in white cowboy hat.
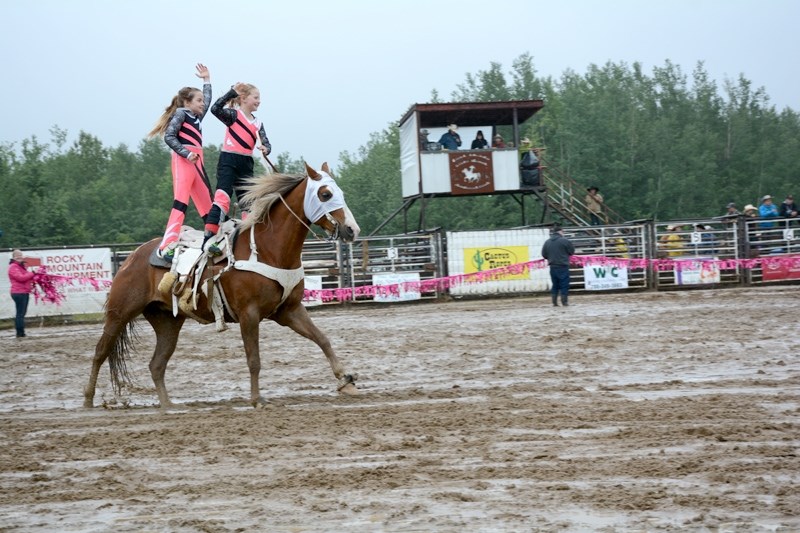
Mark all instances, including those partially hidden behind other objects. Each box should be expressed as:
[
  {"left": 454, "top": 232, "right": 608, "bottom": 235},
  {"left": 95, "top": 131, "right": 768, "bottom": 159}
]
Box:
[{"left": 438, "top": 124, "right": 462, "bottom": 151}]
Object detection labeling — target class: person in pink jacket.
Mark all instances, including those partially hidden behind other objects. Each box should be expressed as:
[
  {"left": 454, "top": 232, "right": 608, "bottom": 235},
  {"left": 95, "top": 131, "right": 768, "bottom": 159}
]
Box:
[{"left": 8, "top": 249, "right": 35, "bottom": 338}]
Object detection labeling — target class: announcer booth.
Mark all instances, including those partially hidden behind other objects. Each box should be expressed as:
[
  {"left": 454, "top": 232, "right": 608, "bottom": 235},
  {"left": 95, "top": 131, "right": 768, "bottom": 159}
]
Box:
[{"left": 396, "top": 100, "right": 544, "bottom": 232}]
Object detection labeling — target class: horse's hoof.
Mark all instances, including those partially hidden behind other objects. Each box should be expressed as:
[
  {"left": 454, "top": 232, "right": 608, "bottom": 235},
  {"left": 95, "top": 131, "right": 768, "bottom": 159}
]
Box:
[
  {"left": 338, "top": 383, "right": 358, "bottom": 395},
  {"left": 252, "top": 396, "right": 271, "bottom": 409}
]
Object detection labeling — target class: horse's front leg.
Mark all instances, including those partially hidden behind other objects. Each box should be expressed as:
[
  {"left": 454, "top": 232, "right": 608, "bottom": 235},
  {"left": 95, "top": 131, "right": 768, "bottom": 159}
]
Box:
[
  {"left": 238, "top": 310, "right": 267, "bottom": 407},
  {"left": 273, "top": 304, "right": 358, "bottom": 394}
]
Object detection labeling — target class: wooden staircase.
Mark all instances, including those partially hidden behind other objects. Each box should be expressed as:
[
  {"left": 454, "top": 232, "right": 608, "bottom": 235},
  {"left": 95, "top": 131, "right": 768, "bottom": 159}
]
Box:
[{"left": 525, "top": 156, "right": 625, "bottom": 226}]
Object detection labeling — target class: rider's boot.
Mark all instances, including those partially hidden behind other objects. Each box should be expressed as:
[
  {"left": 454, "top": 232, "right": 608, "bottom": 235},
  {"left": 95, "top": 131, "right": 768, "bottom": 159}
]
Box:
[{"left": 202, "top": 231, "right": 222, "bottom": 256}]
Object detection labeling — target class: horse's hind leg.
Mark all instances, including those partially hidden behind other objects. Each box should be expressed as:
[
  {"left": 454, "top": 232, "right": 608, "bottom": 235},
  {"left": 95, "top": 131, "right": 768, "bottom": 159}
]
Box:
[
  {"left": 143, "top": 306, "right": 185, "bottom": 408},
  {"left": 84, "top": 308, "right": 135, "bottom": 408},
  {"left": 273, "top": 304, "right": 358, "bottom": 393}
]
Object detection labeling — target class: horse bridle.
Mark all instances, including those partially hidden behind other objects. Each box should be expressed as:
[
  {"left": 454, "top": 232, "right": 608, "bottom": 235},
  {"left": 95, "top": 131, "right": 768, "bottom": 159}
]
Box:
[{"left": 278, "top": 194, "right": 341, "bottom": 242}]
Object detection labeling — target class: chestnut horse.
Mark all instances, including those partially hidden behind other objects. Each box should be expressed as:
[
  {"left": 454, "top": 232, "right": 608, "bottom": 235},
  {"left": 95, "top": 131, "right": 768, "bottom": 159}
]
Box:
[{"left": 84, "top": 163, "right": 360, "bottom": 408}]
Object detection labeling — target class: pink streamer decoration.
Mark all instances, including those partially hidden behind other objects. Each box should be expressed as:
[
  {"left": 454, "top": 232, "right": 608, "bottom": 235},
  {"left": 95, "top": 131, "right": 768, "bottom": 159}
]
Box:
[
  {"left": 30, "top": 267, "right": 112, "bottom": 306},
  {"left": 302, "top": 253, "right": 800, "bottom": 303}
]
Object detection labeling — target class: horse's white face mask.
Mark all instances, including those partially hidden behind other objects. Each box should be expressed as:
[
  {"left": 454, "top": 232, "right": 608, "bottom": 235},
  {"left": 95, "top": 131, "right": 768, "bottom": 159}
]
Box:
[{"left": 304, "top": 171, "right": 360, "bottom": 241}]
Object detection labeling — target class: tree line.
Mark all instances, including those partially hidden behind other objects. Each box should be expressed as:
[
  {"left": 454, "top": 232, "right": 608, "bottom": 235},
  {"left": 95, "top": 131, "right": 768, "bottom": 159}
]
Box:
[{"left": 2, "top": 54, "right": 798, "bottom": 247}]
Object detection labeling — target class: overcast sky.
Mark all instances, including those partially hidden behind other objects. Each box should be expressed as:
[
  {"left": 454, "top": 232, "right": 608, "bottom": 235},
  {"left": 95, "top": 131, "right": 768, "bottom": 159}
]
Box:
[{"left": 2, "top": 0, "right": 797, "bottom": 169}]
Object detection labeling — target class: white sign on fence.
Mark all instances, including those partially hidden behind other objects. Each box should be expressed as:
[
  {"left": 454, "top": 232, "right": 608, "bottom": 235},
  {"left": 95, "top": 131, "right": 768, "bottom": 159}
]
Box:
[
  {"left": 302, "top": 276, "right": 323, "bottom": 307},
  {"left": 0, "top": 248, "right": 113, "bottom": 319},
  {"left": 583, "top": 264, "right": 629, "bottom": 290},
  {"left": 372, "top": 272, "right": 421, "bottom": 302},
  {"left": 675, "top": 258, "right": 720, "bottom": 285}
]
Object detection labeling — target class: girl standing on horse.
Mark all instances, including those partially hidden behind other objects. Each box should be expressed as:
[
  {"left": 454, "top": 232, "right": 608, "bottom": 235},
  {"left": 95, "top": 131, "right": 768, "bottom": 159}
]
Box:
[
  {"left": 203, "top": 82, "right": 272, "bottom": 254},
  {"left": 149, "top": 63, "right": 213, "bottom": 263}
]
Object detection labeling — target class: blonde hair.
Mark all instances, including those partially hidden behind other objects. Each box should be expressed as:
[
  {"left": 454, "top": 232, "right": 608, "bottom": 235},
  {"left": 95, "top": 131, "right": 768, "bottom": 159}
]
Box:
[
  {"left": 228, "top": 83, "right": 258, "bottom": 108},
  {"left": 148, "top": 86, "right": 201, "bottom": 138}
]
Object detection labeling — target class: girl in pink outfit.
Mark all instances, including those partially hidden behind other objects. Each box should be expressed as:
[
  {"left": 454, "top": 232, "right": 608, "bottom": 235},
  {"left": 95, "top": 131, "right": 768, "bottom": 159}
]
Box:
[
  {"left": 148, "top": 64, "right": 213, "bottom": 262},
  {"left": 8, "top": 249, "right": 35, "bottom": 338}
]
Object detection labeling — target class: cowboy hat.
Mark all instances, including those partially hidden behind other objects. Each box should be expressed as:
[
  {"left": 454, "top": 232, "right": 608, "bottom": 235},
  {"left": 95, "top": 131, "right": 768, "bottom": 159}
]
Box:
[
  {"left": 447, "top": 124, "right": 458, "bottom": 131},
  {"left": 587, "top": 186, "right": 599, "bottom": 192}
]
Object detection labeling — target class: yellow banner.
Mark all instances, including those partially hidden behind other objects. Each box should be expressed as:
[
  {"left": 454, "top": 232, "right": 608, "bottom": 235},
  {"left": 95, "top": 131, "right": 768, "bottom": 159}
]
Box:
[{"left": 464, "top": 246, "right": 530, "bottom": 280}]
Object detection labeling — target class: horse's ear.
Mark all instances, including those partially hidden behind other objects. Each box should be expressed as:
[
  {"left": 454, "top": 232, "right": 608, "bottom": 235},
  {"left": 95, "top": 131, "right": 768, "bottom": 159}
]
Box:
[
  {"left": 305, "top": 162, "right": 321, "bottom": 181},
  {"left": 321, "top": 162, "right": 331, "bottom": 174}
]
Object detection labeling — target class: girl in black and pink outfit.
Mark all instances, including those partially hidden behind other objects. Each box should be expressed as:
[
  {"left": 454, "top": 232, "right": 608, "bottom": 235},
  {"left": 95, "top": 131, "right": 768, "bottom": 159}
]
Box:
[
  {"left": 203, "top": 82, "right": 271, "bottom": 254},
  {"left": 149, "top": 64, "right": 213, "bottom": 262}
]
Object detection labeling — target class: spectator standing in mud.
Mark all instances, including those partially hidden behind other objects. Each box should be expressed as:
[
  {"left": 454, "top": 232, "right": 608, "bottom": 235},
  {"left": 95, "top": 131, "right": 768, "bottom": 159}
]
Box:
[
  {"left": 7, "top": 249, "right": 35, "bottom": 338},
  {"left": 541, "top": 225, "right": 575, "bottom": 307}
]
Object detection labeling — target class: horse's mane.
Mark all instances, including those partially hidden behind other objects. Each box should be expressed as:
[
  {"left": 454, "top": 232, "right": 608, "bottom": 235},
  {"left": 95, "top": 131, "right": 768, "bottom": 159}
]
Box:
[{"left": 239, "top": 172, "right": 306, "bottom": 230}]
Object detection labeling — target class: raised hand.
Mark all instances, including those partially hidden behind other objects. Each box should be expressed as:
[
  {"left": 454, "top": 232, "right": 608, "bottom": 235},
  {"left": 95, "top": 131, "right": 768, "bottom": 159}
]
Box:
[{"left": 195, "top": 63, "right": 210, "bottom": 82}]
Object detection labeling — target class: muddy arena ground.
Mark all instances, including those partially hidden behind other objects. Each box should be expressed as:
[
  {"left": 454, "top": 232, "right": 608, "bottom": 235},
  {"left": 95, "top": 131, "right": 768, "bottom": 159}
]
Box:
[{"left": 0, "top": 286, "right": 798, "bottom": 532}]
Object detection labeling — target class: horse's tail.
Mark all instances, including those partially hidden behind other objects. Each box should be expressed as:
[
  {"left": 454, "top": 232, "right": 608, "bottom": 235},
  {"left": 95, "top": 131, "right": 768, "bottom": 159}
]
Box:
[{"left": 108, "top": 321, "right": 139, "bottom": 394}]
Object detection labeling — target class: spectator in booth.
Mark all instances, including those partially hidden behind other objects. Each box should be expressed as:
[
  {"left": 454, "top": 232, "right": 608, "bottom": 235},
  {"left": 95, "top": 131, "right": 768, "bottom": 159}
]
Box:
[
  {"left": 758, "top": 195, "right": 779, "bottom": 229},
  {"left": 419, "top": 129, "right": 430, "bottom": 151},
  {"left": 492, "top": 134, "right": 506, "bottom": 148},
  {"left": 779, "top": 194, "right": 798, "bottom": 219},
  {"left": 519, "top": 138, "right": 540, "bottom": 187},
  {"left": 518, "top": 137, "right": 534, "bottom": 157},
  {"left": 585, "top": 186, "right": 604, "bottom": 225},
  {"left": 471, "top": 130, "right": 489, "bottom": 150},
  {"left": 438, "top": 124, "right": 462, "bottom": 150}
]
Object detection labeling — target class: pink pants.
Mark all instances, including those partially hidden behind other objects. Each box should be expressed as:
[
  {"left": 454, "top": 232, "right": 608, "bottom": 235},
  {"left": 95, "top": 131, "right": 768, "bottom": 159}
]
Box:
[{"left": 159, "top": 147, "right": 213, "bottom": 250}]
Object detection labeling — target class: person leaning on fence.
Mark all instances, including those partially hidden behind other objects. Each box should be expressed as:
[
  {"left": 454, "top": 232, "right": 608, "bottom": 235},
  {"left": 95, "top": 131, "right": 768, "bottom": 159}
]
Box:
[
  {"left": 541, "top": 225, "right": 575, "bottom": 307},
  {"left": 779, "top": 194, "right": 798, "bottom": 219},
  {"left": 758, "top": 195, "right": 779, "bottom": 229},
  {"left": 660, "top": 225, "right": 685, "bottom": 258},
  {"left": 743, "top": 204, "right": 761, "bottom": 256},
  {"left": 724, "top": 202, "right": 740, "bottom": 216}
]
